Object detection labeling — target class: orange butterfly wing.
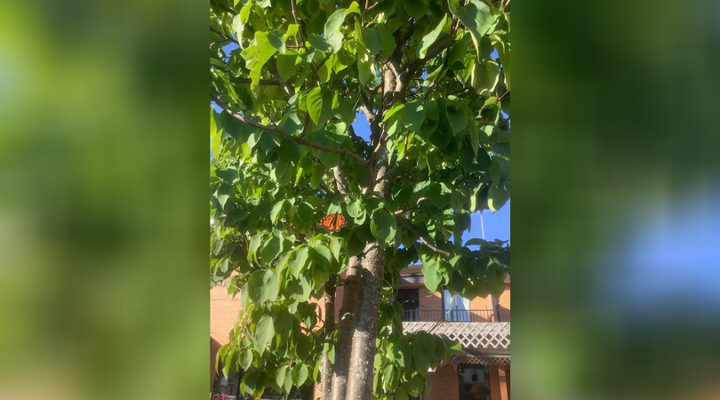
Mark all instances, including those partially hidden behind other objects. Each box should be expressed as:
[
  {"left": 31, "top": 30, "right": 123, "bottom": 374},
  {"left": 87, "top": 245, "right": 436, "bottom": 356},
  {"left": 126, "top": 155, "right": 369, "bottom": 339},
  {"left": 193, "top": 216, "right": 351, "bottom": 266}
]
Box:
[
  {"left": 316, "top": 214, "right": 335, "bottom": 231},
  {"left": 317, "top": 213, "right": 346, "bottom": 232},
  {"left": 332, "top": 214, "right": 347, "bottom": 232}
]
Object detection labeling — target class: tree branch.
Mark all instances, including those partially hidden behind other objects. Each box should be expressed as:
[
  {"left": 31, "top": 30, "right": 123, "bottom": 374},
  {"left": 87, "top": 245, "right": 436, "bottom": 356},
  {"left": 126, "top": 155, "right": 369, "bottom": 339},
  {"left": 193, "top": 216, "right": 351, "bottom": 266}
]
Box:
[
  {"left": 289, "top": 0, "right": 305, "bottom": 42},
  {"left": 231, "top": 77, "right": 283, "bottom": 86},
  {"left": 397, "top": 217, "right": 453, "bottom": 258},
  {"left": 213, "top": 96, "right": 368, "bottom": 165},
  {"left": 211, "top": 0, "right": 237, "bottom": 15},
  {"left": 210, "top": 27, "right": 239, "bottom": 46},
  {"left": 332, "top": 164, "right": 350, "bottom": 195}
]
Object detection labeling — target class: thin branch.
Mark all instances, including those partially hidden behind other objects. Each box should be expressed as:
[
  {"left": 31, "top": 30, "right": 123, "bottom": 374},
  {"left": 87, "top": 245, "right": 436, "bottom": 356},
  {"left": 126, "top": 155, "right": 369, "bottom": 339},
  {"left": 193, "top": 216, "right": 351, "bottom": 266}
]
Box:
[
  {"left": 231, "top": 77, "right": 283, "bottom": 86},
  {"left": 397, "top": 218, "right": 453, "bottom": 258},
  {"left": 358, "top": 105, "right": 374, "bottom": 124},
  {"left": 289, "top": 0, "right": 305, "bottom": 42},
  {"left": 364, "top": 1, "right": 381, "bottom": 13},
  {"left": 210, "top": 27, "right": 239, "bottom": 46},
  {"left": 332, "top": 164, "right": 350, "bottom": 195},
  {"left": 393, "top": 197, "right": 428, "bottom": 215},
  {"left": 211, "top": 0, "right": 237, "bottom": 15},
  {"left": 301, "top": 326, "right": 338, "bottom": 345},
  {"left": 213, "top": 96, "right": 368, "bottom": 165},
  {"left": 405, "top": 34, "right": 454, "bottom": 76}
]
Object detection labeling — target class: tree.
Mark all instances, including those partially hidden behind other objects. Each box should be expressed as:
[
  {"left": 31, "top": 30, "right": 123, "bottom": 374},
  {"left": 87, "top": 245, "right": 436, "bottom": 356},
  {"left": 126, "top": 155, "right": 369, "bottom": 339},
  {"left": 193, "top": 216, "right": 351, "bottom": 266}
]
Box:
[{"left": 210, "top": 0, "right": 510, "bottom": 398}]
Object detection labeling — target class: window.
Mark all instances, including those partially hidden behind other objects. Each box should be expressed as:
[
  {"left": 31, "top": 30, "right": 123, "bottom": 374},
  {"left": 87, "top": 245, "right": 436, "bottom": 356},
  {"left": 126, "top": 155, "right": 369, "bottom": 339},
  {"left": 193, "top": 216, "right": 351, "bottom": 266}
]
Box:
[
  {"left": 396, "top": 288, "right": 420, "bottom": 321},
  {"left": 212, "top": 362, "right": 239, "bottom": 399},
  {"left": 443, "top": 289, "right": 471, "bottom": 321},
  {"left": 458, "top": 364, "right": 491, "bottom": 400}
]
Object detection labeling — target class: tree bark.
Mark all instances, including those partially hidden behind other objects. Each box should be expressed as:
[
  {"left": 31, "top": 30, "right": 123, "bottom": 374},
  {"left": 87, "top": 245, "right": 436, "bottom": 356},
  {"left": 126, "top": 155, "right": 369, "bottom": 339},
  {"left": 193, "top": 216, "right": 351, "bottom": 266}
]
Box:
[
  {"left": 344, "top": 242, "right": 385, "bottom": 400},
  {"left": 344, "top": 66, "right": 394, "bottom": 398},
  {"left": 329, "top": 255, "right": 363, "bottom": 400},
  {"left": 321, "top": 275, "right": 336, "bottom": 400}
]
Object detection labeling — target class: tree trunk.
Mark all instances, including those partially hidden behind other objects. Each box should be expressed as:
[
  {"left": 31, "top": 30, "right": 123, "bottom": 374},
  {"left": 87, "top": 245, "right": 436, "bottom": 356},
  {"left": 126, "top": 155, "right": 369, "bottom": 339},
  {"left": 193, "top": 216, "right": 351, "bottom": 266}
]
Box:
[
  {"left": 321, "top": 275, "right": 336, "bottom": 400},
  {"left": 344, "top": 243, "right": 385, "bottom": 399},
  {"left": 344, "top": 91, "right": 392, "bottom": 399},
  {"left": 337, "top": 60, "right": 397, "bottom": 400},
  {"left": 329, "top": 255, "right": 362, "bottom": 400}
]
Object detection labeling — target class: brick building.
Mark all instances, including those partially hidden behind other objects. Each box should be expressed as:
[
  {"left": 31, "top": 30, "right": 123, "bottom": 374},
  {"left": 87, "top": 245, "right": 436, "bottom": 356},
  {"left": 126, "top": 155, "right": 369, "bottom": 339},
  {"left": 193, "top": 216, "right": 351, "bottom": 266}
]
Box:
[{"left": 211, "top": 267, "right": 511, "bottom": 400}]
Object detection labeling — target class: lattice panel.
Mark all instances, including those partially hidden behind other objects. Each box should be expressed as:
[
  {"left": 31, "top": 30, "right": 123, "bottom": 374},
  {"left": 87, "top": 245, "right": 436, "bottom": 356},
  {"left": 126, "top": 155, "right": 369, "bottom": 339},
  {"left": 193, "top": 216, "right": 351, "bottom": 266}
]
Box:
[
  {"left": 464, "top": 355, "right": 511, "bottom": 366},
  {"left": 403, "top": 322, "right": 510, "bottom": 350}
]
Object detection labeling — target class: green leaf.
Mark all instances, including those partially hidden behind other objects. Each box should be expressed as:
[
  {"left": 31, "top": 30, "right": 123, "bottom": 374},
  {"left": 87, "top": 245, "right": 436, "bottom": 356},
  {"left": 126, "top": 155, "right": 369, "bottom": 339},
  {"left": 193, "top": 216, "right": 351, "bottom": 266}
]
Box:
[
  {"left": 248, "top": 232, "right": 265, "bottom": 264},
  {"left": 260, "top": 235, "right": 282, "bottom": 262},
  {"left": 241, "top": 370, "right": 258, "bottom": 395},
  {"left": 447, "top": 31, "right": 472, "bottom": 70},
  {"left": 307, "top": 87, "right": 324, "bottom": 124},
  {"left": 288, "top": 275, "right": 313, "bottom": 302},
  {"left": 308, "top": 33, "right": 332, "bottom": 52},
  {"left": 211, "top": 109, "right": 222, "bottom": 159},
  {"left": 329, "top": 236, "right": 342, "bottom": 261},
  {"left": 427, "top": 182, "right": 451, "bottom": 209},
  {"left": 403, "top": 0, "right": 426, "bottom": 19},
  {"left": 357, "top": 42, "right": 376, "bottom": 85},
  {"left": 345, "top": 1, "right": 361, "bottom": 16},
  {"left": 271, "top": 200, "right": 287, "bottom": 224},
  {"left": 312, "top": 264, "right": 330, "bottom": 289},
  {"left": 417, "top": 14, "right": 447, "bottom": 58},
  {"left": 471, "top": 59, "right": 500, "bottom": 95},
  {"left": 239, "top": 348, "right": 253, "bottom": 370},
  {"left": 288, "top": 246, "right": 310, "bottom": 278},
  {"left": 254, "top": 314, "right": 275, "bottom": 355},
  {"left": 448, "top": 0, "right": 497, "bottom": 61},
  {"left": 310, "top": 244, "right": 332, "bottom": 269},
  {"left": 276, "top": 365, "right": 288, "bottom": 388},
  {"left": 488, "top": 183, "right": 508, "bottom": 212},
  {"left": 464, "top": 238, "right": 487, "bottom": 246},
  {"left": 468, "top": 118, "right": 479, "bottom": 158},
  {"left": 247, "top": 269, "right": 280, "bottom": 304},
  {"left": 378, "top": 24, "right": 397, "bottom": 57},
  {"left": 232, "top": 2, "right": 252, "bottom": 48},
  {"left": 310, "top": 162, "right": 324, "bottom": 188},
  {"left": 241, "top": 30, "right": 283, "bottom": 88},
  {"left": 359, "top": 25, "right": 382, "bottom": 55},
  {"left": 446, "top": 339, "right": 463, "bottom": 355},
  {"left": 284, "top": 368, "right": 293, "bottom": 392},
  {"left": 383, "top": 103, "right": 405, "bottom": 124},
  {"left": 347, "top": 198, "right": 366, "bottom": 221},
  {"left": 383, "top": 363, "right": 396, "bottom": 390},
  {"left": 276, "top": 53, "right": 300, "bottom": 82},
  {"left": 402, "top": 99, "right": 426, "bottom": 132},
  {"left": 413, "top": 334, "right": 432, "bottom": 374},
  {"left": 371, "top": 210, "right": 397, "bottom": 247},
  {"left": 447, "top": 105, "right": 468, "bottom": 134},
  {"left": 324, "top": 8, "right": 349, "bottom": 53},
  {"left": 292, "top": 363, "right": 309, "bottom": 386},
  {"left": 421, "top": 257, "right": 443, "bottom": 292}
]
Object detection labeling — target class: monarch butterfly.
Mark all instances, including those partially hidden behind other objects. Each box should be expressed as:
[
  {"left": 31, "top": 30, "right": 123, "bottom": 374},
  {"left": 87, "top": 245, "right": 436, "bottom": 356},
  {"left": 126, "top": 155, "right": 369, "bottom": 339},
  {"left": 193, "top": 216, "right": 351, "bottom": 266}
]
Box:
[{"left": 316, "top": 212, "right": 347, "bottom": 232}]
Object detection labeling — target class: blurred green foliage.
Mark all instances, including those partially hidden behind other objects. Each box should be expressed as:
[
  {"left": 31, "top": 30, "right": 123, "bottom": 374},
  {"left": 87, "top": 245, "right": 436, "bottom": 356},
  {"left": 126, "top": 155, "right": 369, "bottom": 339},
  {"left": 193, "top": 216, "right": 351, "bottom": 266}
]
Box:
[
  {"left": 514, "top": 0, "right": 720, "bottom": 399},
  {"left": 0, "top": 1, "right": 208, "bottom": 400}
]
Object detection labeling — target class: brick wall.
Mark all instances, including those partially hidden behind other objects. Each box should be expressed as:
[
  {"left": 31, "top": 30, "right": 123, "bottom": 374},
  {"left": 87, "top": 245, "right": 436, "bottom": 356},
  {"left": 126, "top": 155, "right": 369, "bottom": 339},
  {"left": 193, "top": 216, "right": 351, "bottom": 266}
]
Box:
[
  {"left": 426, "top": 364, "right": 460, "bottom": 400},
  {"left": 418, "top": 286, "right": 443, "bottom": 310}
]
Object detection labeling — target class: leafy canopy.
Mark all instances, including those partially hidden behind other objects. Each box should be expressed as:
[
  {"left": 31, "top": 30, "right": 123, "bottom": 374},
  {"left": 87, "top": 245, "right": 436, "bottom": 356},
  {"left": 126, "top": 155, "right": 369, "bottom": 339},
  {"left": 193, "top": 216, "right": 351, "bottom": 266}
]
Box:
[{"left": 210, "top": 0, "right": 510, "bottom": 397}]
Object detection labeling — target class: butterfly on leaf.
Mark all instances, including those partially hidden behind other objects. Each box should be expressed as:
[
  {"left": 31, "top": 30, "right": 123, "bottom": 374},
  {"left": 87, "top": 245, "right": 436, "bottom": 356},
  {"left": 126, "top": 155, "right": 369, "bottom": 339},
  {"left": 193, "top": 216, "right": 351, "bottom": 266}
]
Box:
[{"left": 316, "top": 212, "right": 347, "bottom": 233}]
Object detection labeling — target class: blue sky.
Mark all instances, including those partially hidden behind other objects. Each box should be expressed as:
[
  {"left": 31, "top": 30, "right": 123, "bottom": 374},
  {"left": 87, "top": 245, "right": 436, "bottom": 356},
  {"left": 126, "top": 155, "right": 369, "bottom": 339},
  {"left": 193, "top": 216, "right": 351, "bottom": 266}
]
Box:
[{"left": 605, "top": 186, "right": 720, "bottom": 314}]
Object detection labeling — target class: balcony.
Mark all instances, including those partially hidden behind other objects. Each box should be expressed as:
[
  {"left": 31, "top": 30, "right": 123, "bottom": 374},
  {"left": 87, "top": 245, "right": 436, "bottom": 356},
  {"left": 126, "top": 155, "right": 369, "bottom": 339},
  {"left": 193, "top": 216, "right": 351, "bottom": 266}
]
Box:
[
  {"left": 401, "top": 308, "right": 498, "bottom": 323},
  {"left": 402, "top": 309, "right": 510, "bottom": 358}
]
